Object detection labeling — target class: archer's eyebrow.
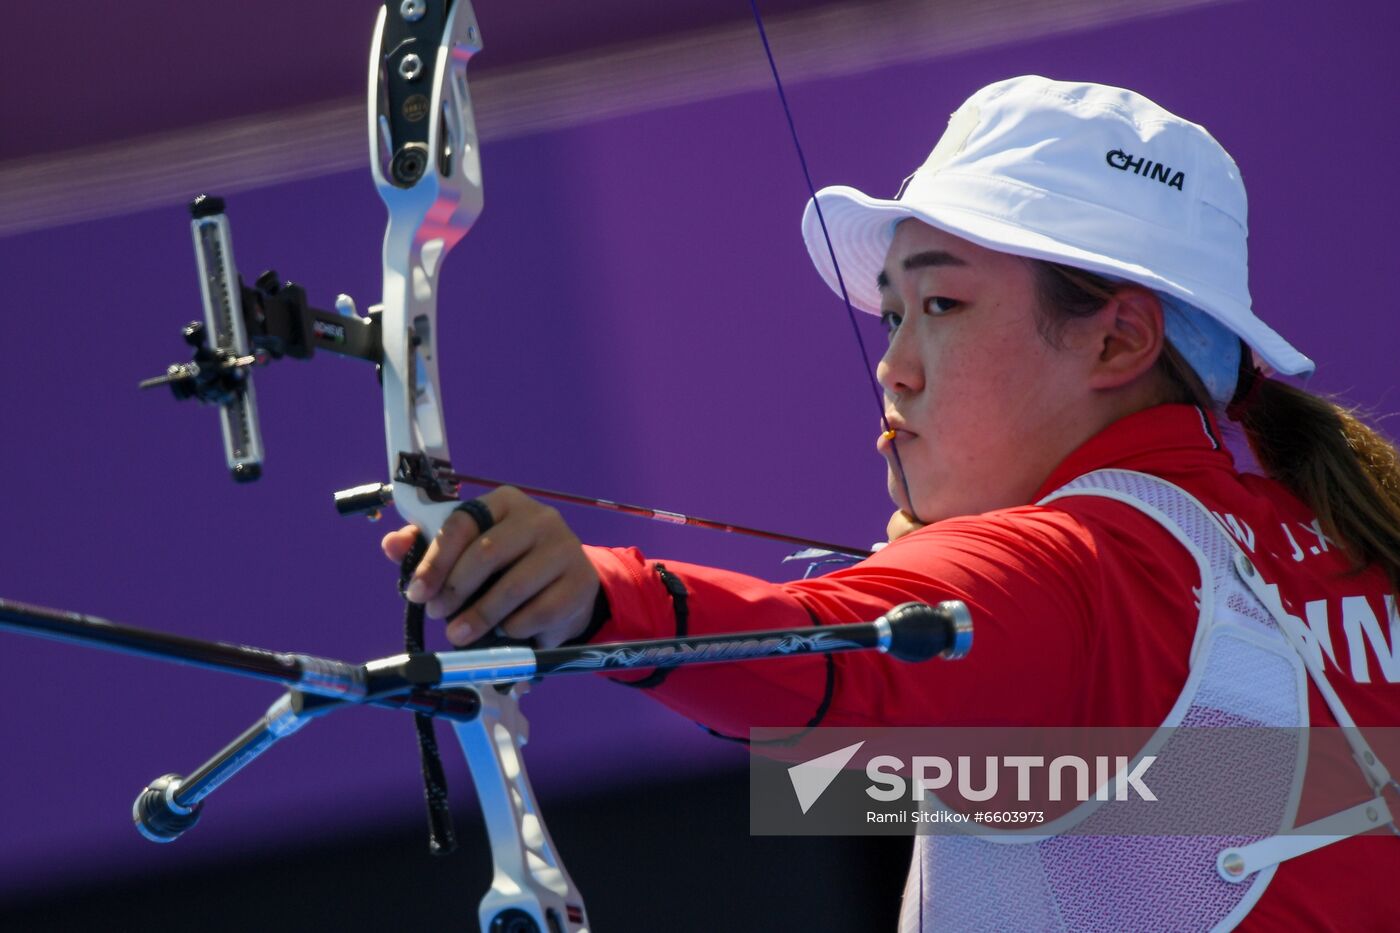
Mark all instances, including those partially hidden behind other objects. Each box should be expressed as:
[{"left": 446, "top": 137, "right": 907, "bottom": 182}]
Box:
[{"left": 876, "top": 249, "right": 969, "bottom": 290}]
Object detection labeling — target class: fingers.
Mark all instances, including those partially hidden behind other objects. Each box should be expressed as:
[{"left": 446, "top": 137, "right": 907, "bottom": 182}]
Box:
[
  {"left": 424, "top": 511, "right": 536, "bottom": 619},
  {"left": 447, "top": 559, "right": 599, "bottom": 648},
  {"left": 381, "top": 525, "right": 420, "bottom": 562},
  {"left": 405, "top": 488, "right": 513, "bottom": 602},
  {"left": 443, "top": 543, "right": 562, "bottom": 642}
]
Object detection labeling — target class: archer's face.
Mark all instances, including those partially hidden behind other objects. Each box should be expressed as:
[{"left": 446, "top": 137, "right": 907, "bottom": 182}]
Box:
[{"left": 875, "top": 220, "right": 1092, "bottom": 523}]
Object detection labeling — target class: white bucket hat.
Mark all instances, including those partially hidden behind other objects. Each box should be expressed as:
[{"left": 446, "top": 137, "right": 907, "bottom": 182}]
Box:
[{"left": 801, "top": 75, "right": 1315, "bottom": 380}]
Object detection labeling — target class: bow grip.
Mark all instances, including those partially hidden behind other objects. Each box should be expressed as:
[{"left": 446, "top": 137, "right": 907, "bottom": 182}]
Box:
[{"left": 393, "top": 494, "right": 459, "bottom": 543}]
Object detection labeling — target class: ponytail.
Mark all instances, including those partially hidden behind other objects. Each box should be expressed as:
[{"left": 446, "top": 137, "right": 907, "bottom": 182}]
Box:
[
  {"left": 1030, "top": 257, "right": 1400, "bottom": 591},
  {"left": 1231, "top": 372, "right": 1400, "bottom": 591}
]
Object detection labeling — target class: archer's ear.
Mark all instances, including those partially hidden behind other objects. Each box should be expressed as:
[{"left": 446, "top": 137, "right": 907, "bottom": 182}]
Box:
[{"left": 1086, "top": 285, "right": 1165, "bottom": 391}]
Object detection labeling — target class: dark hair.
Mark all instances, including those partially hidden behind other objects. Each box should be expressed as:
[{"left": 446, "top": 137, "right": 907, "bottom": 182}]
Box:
[{"left": 1029, "top": 259, "right": 1400, "bottom": 591}]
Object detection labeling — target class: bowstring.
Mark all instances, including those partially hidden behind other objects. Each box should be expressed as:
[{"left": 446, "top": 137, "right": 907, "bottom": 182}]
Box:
[{"left": 746, "top": 0, "right": 924, "bottom": 527}]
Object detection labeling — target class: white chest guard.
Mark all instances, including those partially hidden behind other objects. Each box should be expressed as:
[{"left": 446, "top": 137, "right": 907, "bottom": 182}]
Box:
[{"left": 897, "top": 469, "right": 1396, "bottom": 932}]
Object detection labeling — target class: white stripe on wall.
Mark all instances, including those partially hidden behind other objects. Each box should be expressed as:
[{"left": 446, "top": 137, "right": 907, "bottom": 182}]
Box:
[{"left": 0, "top": 0, "right": 1227, "bottom": 237}]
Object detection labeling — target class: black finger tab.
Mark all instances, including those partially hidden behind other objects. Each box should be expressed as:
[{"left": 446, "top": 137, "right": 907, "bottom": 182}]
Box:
[{"left": 454, "top": 498, "right": 495, "bottom": 535}]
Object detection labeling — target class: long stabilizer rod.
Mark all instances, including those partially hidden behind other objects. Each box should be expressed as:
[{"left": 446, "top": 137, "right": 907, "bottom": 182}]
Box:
[
  {"left": 391, "top": 600, "right": 973, "bottom": 689},
  {"left": 0, "top": 597, "right": 468, "bottom": 715}
]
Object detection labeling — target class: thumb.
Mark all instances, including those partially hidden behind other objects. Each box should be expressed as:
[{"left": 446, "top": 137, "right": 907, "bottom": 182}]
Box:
[{"left": 381, "top": 524, "right": 420, "bottom": 563}]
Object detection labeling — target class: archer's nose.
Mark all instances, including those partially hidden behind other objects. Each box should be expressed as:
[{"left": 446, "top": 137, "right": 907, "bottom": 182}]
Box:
[{"left": 877, "top": 325, "right": 923, "bottom": 399}]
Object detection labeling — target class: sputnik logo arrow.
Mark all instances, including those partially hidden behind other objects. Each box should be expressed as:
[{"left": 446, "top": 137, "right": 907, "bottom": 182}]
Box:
[{"left": 788, "top": 741, "right": 865, "bottom": 814}]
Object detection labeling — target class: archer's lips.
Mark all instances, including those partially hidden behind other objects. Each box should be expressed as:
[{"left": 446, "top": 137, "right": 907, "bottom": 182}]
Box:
[{"left": 876, "top": 428, "right": 918, "bottom": 454}]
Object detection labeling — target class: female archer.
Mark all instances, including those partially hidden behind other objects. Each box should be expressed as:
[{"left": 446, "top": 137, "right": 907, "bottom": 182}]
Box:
[{"left": 383, "top": 76, "right": 1400, "bottom": 929}]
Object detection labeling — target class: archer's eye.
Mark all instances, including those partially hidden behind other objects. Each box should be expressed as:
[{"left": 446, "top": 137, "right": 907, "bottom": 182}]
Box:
[
  {"left": 924, "top": 296, "right": 961, "bottom": 315},
  {"left": 880, "top": 310, "right": 902, "bottom": 337}
]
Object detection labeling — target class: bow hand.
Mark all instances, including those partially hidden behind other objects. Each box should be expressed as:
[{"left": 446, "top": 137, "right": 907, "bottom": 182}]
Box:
[{"left": 383, "top": 487, "right": 602, "bottom": 648}]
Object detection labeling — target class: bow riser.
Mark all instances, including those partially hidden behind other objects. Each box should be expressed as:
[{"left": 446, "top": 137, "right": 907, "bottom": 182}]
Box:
[
  {"left": 369, "top": 4, "right": 587, "bottom": 930},
  {"left": 369, "top": 0, "right": 482, "bottom": 540}
]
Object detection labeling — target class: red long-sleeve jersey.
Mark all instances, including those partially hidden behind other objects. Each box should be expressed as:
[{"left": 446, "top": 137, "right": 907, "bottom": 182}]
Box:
[{"left": 583, "top": 403, "right": 1400, "bottom": 930}]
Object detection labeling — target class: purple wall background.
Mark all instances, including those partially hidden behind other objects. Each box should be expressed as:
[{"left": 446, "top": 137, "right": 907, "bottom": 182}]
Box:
[{"left": 1, "top": 0, "right": 1395, "bottom": 898}]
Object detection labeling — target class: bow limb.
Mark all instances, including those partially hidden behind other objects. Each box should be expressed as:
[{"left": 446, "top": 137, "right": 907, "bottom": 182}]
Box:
[{"left": 369, "top": 3, "right": 586, "bottom": 930}]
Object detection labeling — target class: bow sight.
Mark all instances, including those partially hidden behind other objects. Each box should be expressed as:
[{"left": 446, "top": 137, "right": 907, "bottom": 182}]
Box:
[{"left": 139, "top": 194, "right": 383, "bottom": 482}]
